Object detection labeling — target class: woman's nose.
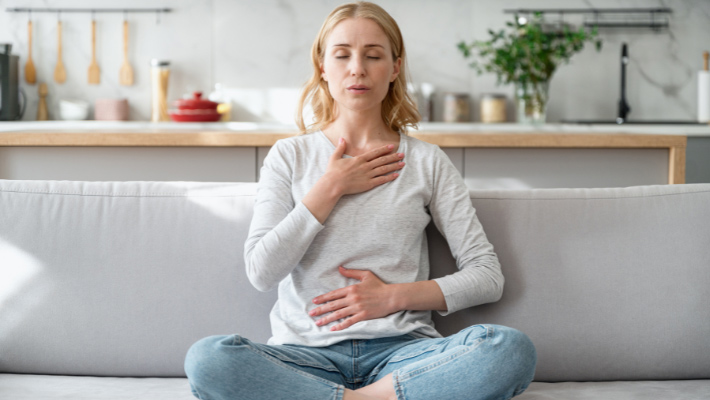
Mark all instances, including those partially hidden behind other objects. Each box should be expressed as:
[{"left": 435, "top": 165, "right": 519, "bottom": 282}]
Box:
[{"left": 349, "top": 56, "right": 366, "bottom": 76}]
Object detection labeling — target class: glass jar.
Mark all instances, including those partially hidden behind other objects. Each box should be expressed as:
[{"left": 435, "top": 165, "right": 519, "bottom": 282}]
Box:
[
  {"left": 150, "top": 59, "right": 170, "bottom": 122},
  {"left": 480, "top": 94, "right": 507, "bottom": 123},
  {"left": 443, "top": 93, "right": 470, "bottom": 123}
]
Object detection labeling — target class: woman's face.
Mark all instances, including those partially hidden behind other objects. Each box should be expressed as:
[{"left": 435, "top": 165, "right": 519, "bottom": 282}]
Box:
[{"left": 320, "top": 18, "right": 401, "bottom": 114}]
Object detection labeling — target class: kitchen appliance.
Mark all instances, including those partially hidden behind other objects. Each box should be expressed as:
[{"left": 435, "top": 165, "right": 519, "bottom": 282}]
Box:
[
  {"left": 1, "top": 43, "right": 26, "bottom": 120},
  {"left": 168, "top": 92, "right": 221, "bottom": 122}
]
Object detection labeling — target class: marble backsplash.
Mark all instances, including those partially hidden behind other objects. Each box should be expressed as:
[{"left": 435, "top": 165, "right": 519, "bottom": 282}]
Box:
[{"left": 1, "top": 0, "right": 708, "bottom": 123}]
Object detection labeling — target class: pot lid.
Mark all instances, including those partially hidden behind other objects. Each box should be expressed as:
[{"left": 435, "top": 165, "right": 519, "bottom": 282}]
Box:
[{"left": 174, "top": 92, "right": 219, "bottom": 110}]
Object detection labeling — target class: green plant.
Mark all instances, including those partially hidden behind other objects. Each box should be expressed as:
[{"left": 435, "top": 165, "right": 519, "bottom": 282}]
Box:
[{"left": 457, "top": 12, "right": 602, "bottom": 86}]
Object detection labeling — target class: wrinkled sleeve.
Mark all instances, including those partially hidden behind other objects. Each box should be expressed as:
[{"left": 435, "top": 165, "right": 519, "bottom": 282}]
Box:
[
  {"left": 428, "top": 147, "right": 504, "bottom": 315},
  {"left": 243, "top": 140, "right": 325, "bottom": 292}
]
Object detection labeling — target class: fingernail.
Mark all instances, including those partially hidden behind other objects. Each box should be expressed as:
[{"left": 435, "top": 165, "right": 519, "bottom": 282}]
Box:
[
  {"left": 398, "top": 162, "right": 405, "bottom": 166},
  {"left": 393, "top": 173, "right": 399, "bottom": 177},
  {"left": 398, "top": 153, "right": 404, "bottom": 158},
  {"left": 316, "top": 320, "right": 323, "bottom": 326},
  {"left": 309, "top": 310, "right": 315, "bottom": 316},
  {"left": 330, "top": 326, "right": 337, "bottom": 331},
  {"left": 387, "top": 144, "right": 394, "bottom": 149},
  {"left": 339, "top": 137, "right": 344, "bottom": 144}
]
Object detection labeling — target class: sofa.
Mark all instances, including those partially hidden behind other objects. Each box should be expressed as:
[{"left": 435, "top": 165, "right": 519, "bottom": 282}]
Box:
[{"left": 1, "top": 179, "right": 709, "bottom": 399}]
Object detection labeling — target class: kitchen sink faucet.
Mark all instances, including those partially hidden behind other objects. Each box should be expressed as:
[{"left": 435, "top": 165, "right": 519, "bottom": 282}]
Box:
[{"left": 617, "top": 43, "right": 631, "bottom": 124}]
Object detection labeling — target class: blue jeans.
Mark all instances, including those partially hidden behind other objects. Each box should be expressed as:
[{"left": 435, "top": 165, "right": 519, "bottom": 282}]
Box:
[{"left": 184, "top": 324, "right": 536, "bottom": 400}]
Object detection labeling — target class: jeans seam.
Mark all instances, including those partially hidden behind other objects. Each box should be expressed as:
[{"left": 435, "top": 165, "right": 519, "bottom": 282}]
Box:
[
  {"left": 393, "top": 370, "right": 406, "bottom": 400},
  {"left": 396, "top": 338, "right": 484, "bottom": 382},
  {"left": 388, "top": 343, "right": 441, "bottom": 364}
]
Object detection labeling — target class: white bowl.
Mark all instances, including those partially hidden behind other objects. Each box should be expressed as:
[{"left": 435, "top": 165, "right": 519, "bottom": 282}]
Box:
[{"left": 59, "top": 100, "right": 90, "bottom": 121}]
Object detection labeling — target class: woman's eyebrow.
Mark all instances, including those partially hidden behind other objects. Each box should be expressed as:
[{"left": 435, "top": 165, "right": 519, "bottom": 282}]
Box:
[{"left": 332, "top": 43, "right": 384, "bottom": 49}]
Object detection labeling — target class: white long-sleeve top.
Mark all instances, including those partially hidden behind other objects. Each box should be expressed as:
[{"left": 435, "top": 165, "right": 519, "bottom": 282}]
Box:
[{"left": 244, "top": 130, "right": 503, "bottom": 346}]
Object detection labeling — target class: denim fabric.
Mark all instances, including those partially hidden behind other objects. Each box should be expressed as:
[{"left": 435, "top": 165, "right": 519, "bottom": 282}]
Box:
[{"left": 184, "top": 324, "right": 536, "bottom": 400}]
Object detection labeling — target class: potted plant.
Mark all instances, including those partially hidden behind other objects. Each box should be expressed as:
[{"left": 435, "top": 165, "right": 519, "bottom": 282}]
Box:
[{"left": 458, "top": 12, "right": 602, "bottom": 124}]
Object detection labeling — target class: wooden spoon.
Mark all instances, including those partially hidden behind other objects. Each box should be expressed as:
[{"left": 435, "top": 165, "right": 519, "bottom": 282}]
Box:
[
  {"left": 53, "top": 20, "right": 66, "bottom": 84},
  {"left": 119, "top": 20, "right": 134, "bottom": 86},
  {"left": 88, "top": 20, "right": 100, "bottom": 85},
  {"left": 24, "top": 20, "right": 36, "bottom": 84}
]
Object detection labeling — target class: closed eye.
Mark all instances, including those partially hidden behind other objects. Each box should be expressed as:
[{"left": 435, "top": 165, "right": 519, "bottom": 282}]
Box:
[{"left": 335, "top": 56, "right": 381, "bottom": 59}]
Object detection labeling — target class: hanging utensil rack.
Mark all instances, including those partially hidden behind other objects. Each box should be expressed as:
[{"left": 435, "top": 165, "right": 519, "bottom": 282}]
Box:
[
  {"left": 503, "top": 8, "right": 672, "bottom": 31},
  {"left": 6, "top": 8, "right": 172, "bottom": 23}
]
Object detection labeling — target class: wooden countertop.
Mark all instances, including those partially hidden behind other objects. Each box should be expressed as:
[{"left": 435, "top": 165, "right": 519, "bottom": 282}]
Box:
[{"left": 0, "top": 121, "right": 690, "bottom": 148}]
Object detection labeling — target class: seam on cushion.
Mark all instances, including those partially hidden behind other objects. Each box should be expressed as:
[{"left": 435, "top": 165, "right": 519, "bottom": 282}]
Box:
[
  {"left": 470, "top": 189, "right": 710, "bottom": 201},
  {"left": 0, "top": 188, "right": 254, "bottom": 198}
]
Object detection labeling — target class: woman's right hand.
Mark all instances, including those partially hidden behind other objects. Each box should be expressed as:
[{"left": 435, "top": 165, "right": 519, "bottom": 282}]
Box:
[{"left": 325, "top": 137, "right": 405, "bottom": 196}]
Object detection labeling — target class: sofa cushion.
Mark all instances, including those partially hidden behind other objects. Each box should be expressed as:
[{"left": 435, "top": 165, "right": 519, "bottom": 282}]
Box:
[
  {"left": 430, "top": 184, "right": 710, "bottom": 381},
  {"left": 0, "top": 181, "right": 277, "bottom": 377}
]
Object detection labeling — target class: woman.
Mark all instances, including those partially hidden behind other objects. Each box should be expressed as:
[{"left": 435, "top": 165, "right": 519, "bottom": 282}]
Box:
[{"left": 185, "top": 2, "right": 536, "bottom": 399}]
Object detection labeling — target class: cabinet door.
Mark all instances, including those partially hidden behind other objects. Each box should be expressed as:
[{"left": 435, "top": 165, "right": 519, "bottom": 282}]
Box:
[
  {"left": 463, "top": 148, "right": 668, "bottom": 189},
  {"left": 0, "top": 147, "right": 258, "bottom": 182},
  {"left": 687, "top": 137, "right": 710, "bottom": 184}
]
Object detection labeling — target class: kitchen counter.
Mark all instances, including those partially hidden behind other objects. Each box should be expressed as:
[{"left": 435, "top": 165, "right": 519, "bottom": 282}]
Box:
[
  {"left": 1, "top": 120, "right": 709, "bottom": 136},
  {"left": 1, "top": 121, "right": 704, "bottom": 186}
]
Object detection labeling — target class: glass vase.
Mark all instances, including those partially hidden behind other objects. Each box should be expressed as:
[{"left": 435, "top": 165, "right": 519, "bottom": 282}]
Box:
[{"left": 515, "top": 81, "right": 549, "bottom": 124}]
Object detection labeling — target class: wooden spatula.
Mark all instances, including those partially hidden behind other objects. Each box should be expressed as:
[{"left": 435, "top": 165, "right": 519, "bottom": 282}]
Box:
[
  {"left": 25, "top": 20, "right": 36, "bottom": 84},
  {"left": 119, "top": 20, "right": 134, "bottom": 86},
  {"left": 53, "top": 20, "right": 66, "bottom": 84},
  {"left": 88, "top": 20, "right": 100, "bottom": 85}
]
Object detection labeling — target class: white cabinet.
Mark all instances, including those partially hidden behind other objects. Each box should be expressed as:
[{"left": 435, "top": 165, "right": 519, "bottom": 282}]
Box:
[{"left": 0, "top": 147, "right": 257, "bottom": 182}]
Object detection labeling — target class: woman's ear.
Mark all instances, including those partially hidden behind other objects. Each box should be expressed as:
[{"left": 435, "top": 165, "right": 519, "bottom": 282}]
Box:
[
  {"left": 320, "top": 64, "right": 327, "bottom": 82},
  {"left": 391, "top": 57, "right": 402, "bottom": 82}
]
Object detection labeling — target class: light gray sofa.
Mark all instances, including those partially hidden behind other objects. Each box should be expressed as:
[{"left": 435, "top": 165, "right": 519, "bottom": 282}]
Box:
[{"left": 1, "top": 179, "right": 709, "bottom": 400}]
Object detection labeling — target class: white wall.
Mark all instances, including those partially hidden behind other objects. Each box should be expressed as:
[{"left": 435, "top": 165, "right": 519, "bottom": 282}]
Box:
[{"left": 1, "top": 0, "right": 708, "bottom": 123}]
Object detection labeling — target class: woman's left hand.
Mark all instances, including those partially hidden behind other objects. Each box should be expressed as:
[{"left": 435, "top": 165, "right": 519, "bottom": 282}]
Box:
[{"left": 310, "top": 266, "right": 398, "bottom": 331}]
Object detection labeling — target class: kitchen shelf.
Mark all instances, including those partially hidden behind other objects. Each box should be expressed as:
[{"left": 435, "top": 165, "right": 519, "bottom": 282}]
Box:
[{"left": 503, "top": 8, "right": 672, "bottom": 31}]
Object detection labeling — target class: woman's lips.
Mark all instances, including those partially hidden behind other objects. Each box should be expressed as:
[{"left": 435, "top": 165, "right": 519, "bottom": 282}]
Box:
[{"left": 348, "top": 88, "right": 370, "bottom": 94}]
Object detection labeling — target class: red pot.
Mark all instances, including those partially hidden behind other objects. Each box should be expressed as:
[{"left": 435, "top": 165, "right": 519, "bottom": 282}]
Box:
[
  {"left": 169, "top": 91, "right": 221, "bottom": 122},
  {"left": 168, "top": 109, "right": 221, "bottom": 122},
  {"left": 172, "top": 92, "right": 219, "bottom": 110}
]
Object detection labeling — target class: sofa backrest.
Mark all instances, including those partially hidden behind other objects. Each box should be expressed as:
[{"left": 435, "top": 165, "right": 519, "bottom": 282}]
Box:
[{"left": 1, "top": 180, "right": 708, "bottom": 382}]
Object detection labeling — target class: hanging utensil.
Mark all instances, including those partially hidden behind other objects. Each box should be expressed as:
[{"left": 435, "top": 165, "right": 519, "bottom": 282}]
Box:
[
  {"left": 24, "top": 19, "right": 36, "bottom": 84},
  {"left": 119, "top": 20, "right": 134, "bottom": 86},
  {"left": 88, "top": 19, "right": 100, "bottom": 84},
  {"left": 53, "top": 19, "right": 66, "bottom": 84}
]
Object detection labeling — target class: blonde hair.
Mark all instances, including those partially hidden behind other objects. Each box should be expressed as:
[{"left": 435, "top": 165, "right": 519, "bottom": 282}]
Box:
[{"left": 295, "top": 1, "right": 420, "bottom": 135}]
